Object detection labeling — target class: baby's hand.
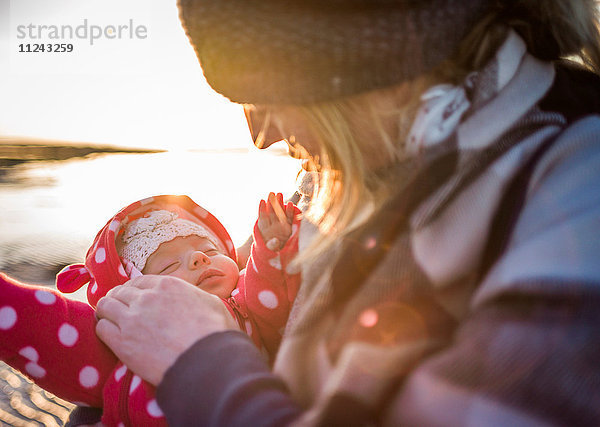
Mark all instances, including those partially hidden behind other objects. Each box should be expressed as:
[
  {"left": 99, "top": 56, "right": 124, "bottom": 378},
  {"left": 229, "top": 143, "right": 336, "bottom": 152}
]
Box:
[{"left": 257, "top": 192, "right": 295, "bottom": 251}]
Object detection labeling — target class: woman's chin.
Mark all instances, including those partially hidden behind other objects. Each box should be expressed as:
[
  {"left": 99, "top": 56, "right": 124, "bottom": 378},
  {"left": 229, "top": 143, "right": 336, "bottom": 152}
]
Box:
[{"left": 301, "top": 159, "right": 321, "bottom": 172}]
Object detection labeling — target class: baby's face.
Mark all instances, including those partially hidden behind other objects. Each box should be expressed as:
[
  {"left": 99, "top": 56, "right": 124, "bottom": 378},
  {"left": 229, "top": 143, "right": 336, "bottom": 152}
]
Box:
[{"left": 142, "top": 235, "right": 239, "bottom": 299}]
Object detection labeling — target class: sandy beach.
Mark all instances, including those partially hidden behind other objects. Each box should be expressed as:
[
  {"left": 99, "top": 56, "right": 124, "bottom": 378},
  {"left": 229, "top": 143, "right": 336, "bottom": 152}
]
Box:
[{"left": 0, "top": 362, "right": 75, "bottom": 426}]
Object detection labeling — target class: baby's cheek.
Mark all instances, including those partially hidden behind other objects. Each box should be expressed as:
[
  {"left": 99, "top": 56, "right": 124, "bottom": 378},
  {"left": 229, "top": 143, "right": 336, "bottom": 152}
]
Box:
[{"left": 228, "top": 270, "right": 240, "bottom": 292}]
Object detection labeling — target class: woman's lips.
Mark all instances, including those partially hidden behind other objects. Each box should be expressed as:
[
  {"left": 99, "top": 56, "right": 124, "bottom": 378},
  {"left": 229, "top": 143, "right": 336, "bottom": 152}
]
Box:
[
  {"left": 196, "top": 269, "right": 224, "bottom": 288},
  {"left": 301, "top": 158, "right": 321, "bottom": 172}
]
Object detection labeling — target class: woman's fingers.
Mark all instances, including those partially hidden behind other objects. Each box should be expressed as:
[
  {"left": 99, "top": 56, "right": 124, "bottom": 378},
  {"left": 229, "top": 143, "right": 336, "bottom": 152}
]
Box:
[
  {"left": 124, "top": 275, "right": 166, "bottom": 290},
  {"left": 95, "top": 275, "right": 240, "bottom": 386},
  {"left": 102, "top": 283, "right": 143, "bottom": 305},
  {"left": 96, "top": 294, "right": 130, "bottom": 324},
  {"left": 96, "top": 276, "right": 162, "bottom": 325},
  {"left": 95, "top": 317, "right": 122, "bottom": 349}
]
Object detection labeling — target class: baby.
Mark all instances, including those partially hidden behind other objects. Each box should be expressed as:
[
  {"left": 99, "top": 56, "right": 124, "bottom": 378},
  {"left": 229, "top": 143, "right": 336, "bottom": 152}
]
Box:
[{"left": 0, "top": 194, "right": 301, "bottom": 426}]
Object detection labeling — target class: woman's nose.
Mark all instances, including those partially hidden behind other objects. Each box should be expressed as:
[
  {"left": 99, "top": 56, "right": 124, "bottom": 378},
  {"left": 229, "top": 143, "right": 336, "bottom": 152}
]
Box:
[
  {"left": 243, "top": 105, "right": 281, "bottom": 149},
  {"left": 189, "top": 251, "right": 211, "bottom": 269}
]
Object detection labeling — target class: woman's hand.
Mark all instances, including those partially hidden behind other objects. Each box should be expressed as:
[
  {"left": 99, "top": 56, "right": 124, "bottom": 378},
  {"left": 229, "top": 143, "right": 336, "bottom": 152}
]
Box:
[{"left": 95, "top": 275, "right": 239, "bottom": 386}]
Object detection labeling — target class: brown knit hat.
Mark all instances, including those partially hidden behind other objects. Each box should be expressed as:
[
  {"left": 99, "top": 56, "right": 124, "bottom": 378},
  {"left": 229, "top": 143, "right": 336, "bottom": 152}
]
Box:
[{"left": 178, "top": 0, "right": 493, "bottom": 105}]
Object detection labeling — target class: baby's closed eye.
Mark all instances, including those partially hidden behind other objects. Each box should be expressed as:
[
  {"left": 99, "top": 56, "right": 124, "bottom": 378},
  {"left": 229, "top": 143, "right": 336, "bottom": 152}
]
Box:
[{"left": 159, "top": 261, "right": 180, "bottom": 274}]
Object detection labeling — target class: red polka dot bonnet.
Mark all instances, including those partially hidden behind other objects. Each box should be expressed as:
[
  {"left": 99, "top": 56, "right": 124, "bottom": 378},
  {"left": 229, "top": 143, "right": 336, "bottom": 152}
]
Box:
[{"left": 56, "top": 195, "right": 237, "bottom": 307}]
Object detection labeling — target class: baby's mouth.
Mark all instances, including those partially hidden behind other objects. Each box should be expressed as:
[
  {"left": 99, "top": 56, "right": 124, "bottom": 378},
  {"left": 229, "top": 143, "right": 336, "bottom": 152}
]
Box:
[{"left": 195, "top": 269, "right": 224, "bottom": 288}]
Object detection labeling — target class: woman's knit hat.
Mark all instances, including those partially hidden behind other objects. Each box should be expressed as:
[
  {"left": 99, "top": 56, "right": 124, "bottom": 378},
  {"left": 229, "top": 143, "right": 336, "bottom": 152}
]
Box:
[
  {"left": 56, "top": 195, "right": 236, "bottom": 307},
  {"left": 178, "top": 0, "right": 493, "bottom": 104}
]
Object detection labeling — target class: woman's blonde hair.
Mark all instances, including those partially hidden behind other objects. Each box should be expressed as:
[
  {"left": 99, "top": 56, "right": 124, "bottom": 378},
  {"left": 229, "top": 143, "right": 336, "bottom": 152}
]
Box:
[{"left": 291, "top": 0, "right": 600, "bottom": 261}]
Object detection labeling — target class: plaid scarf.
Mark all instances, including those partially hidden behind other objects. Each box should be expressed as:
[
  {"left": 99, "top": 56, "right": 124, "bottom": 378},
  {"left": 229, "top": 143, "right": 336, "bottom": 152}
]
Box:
[{"left": 274, "top": 30, "right": 568, "bottom": 421}]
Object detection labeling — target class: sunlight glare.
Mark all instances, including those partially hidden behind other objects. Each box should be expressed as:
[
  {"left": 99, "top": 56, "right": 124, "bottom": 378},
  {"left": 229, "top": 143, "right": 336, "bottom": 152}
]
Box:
[{"left": 1, "top": 0, "right": 251, "bottom": 151}]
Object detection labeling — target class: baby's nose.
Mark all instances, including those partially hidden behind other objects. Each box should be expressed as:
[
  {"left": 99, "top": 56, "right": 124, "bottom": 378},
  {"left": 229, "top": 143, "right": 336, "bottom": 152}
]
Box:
[{"left": 189, "top": 251, "right": 211, "bottom": 269}]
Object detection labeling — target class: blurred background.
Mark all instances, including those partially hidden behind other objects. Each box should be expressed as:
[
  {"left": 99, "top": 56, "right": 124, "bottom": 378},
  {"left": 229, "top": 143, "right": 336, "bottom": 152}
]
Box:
[{"left": 0, "top": 0, "right": 301, "bottom": 424}]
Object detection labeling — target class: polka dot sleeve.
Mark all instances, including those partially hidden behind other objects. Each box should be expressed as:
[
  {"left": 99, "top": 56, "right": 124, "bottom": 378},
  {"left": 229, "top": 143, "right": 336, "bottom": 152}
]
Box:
[
  {"left": 0, "top": 273, "right": 118, "bottom": 407},
  {"left": 234, "top": 209, "right": 302, "bottom": 358},
  {"left": 101, "top": 364, "right": 166, "bottom": 426},
  {"left": 1, "top": 274, "right": 169, "bottom": 425}
]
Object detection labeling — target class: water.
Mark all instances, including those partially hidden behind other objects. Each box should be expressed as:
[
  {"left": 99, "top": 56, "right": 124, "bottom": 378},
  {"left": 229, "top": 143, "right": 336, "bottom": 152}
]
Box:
[
  {"left": 0, "top": 148, "right": 301, "bottom": 425},
  {"left": 0, "top": 148, "right": 301, "bottom": 285}
]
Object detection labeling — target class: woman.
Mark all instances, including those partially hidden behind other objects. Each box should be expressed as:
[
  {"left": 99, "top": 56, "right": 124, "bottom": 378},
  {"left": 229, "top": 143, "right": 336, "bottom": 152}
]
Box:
[{"left": 94, "top": 0, "right": 600, "bottom": 425}]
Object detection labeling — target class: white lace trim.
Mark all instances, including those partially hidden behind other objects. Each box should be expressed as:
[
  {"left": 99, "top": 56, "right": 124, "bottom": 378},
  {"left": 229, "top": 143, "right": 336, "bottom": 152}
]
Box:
[{"left": 118, "top": 210, "right": 214, "bottom": 271}]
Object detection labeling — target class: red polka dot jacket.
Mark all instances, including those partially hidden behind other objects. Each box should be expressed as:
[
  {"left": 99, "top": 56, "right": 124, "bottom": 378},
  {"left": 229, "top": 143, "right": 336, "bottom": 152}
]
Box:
[{"left": 0, "top": 195, "right": 301, "bottom": 426}]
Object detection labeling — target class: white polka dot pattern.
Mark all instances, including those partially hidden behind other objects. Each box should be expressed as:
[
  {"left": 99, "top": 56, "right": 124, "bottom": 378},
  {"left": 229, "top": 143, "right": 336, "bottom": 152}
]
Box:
[
  {"left": 118, "top": 264, "right": 127, "bottom": 277},
  {"left": 245, "top": 320, "right": 253, "bottom": 335},
  {"left": 146, "top": 399, "right": 164, "bottom": 418},
  {"left": 258, "top": 290, "right": 279, "bottom": 309},
  {"left": 35, "top": 290, "right": 56, "bottom": 305},
  {"left": 25, "top": 362, "right": 46, "bottom": 378},
  {"left": 114, "top": 365, "right": 127, "bottom": 382},
  {"left": 109, "top": 219, "right": 121, "bottom": 232},
  {"left": 90, "top": 281, "right": 98, "bottom": 294},
  {"left": 129, "top": 375, "right": 141, "bottom": 394},
  {"left": 79, "top": 366, "right": 99, "bottom": 388},
  {"left": 58, "top": 323, "right": 79, "bottom": 347},
  {"left": 285, "top": 263, "right": 301, "bottom": 275},
  {"left": 18, "top": 346, "right": 39, "bottom": 362},
  {"left": 268, "top": 255, "right": 282, "bottom": 270},
  {"left": 95, "top": 247, "right": 106, "bottom": 263},
  {"left": 0, "top": 306, "right": 17, "bottom": 330}
]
